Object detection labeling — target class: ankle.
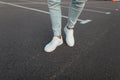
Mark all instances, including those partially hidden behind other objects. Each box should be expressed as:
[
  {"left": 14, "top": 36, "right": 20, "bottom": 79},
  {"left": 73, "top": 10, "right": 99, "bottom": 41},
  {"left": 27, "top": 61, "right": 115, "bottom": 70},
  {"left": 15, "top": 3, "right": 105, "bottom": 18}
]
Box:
[
  {"left": 56, "top": 35, "right": 62, "bottom": 39},
  {"left": 67, "top": 26, "right": 73, "bottom": 30}
]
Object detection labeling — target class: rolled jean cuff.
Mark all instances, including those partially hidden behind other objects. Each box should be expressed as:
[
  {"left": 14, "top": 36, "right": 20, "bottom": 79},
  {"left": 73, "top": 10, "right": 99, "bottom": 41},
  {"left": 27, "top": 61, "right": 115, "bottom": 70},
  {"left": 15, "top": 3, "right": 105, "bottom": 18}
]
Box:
[
  {"left": 66, "top": 19, "right": 76, "bottom": 28},
  {"left": 53, "top": 30, "right": 61, "bottom": 36}
]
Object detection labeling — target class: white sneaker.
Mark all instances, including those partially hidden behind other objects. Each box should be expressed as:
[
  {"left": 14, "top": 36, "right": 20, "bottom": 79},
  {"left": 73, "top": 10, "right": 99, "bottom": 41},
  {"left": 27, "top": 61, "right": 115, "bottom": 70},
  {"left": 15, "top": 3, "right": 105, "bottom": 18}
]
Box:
[
  {"left": 64, "top": 26, "right": 75, "bottom": 47},
  {"left": 44, "top": 36, "right": 63, "bottom": 52}
]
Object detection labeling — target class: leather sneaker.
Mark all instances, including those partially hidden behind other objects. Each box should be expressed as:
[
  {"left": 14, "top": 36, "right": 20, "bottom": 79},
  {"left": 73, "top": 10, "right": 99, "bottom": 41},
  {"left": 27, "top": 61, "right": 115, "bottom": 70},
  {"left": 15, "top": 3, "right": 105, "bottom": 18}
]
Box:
[
  {"left": 44, "top": 36, "right": 63, "bottom": 52},
  {"left": 64, "top": 26, "right": 75, "bottom": 47}
]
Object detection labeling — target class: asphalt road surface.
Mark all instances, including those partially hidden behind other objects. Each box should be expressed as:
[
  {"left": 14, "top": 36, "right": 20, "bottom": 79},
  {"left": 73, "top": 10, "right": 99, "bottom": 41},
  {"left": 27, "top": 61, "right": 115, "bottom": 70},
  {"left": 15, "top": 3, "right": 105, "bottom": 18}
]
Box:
[{"left": 0, "top": 0, "right": 120, "bottom": 80}]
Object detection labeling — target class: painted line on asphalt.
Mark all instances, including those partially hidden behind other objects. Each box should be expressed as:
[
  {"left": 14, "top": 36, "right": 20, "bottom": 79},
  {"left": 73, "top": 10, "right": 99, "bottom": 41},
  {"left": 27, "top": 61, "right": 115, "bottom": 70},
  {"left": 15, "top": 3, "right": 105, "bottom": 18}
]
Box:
[
  {"left": 0, "top": 1, "right": 92, "bottom": 24},
  {"left": 87, "top": 6, "right": 120, "bottom": 11},
  {"left": 61, "top": 5, "right": 111, "bottom": 15},
  {"left": 84, "top": 9, "right": 111, "bottom": 14}
]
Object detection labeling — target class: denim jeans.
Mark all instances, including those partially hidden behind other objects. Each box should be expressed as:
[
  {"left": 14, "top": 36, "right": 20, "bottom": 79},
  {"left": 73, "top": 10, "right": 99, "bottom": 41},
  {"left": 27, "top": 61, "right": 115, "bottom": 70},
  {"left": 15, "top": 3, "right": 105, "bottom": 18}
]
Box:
[{"left": 47, "top": 0, "right": 87, "bottom": 36}]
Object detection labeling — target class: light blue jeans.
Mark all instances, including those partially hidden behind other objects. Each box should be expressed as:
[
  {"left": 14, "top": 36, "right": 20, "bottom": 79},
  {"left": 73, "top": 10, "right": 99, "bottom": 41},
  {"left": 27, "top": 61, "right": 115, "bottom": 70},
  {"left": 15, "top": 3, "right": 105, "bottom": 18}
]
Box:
[{"left": 47, "top": 0, "right": 87, "bottom": 36}]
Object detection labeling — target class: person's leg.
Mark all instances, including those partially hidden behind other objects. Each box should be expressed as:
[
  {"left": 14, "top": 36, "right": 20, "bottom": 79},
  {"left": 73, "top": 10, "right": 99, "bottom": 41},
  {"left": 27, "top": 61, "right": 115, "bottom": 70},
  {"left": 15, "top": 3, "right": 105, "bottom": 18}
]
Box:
[
  {"left": 64, "top": 0, "right": 87, "bottom": 47},
  {"left": 67, "top": 0, "right": 87, "bottom": 28},
  {"left": 44, "top": 0, "right": 63, "bottom": 52},
  {"left": 47, "top": 0, "right": 62, "bottom": 36}
]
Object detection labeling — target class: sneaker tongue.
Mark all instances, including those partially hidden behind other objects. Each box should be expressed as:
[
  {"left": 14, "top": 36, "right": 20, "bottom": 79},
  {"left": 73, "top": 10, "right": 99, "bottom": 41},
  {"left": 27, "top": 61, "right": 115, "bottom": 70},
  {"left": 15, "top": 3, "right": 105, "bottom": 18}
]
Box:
[
  {"left": 53, "top": 37, "right": 59, "bottom": 40},
  {"left": 50, "top": 37, "right": 59, "bottom": 44},
  {"left": 52, "top": 37, "right": 59, "bottom": 42}
]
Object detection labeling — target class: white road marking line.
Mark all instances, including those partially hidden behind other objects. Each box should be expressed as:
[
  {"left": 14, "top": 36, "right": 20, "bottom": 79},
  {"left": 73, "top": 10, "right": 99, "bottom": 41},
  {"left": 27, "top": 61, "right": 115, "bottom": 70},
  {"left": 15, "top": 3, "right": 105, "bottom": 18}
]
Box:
[
  {"left": 3, "top": 2, "right": 47, "bottom": 5},
  {"left": 87, "top": 6, "right": 120, "bottom": 11},
  {"left": 84, "top": 9, "right": 111, "bottom": 14},
  {"left": 61, "top": 5, "right": 111, "bottom": 15},
  {"left": 115, "top": 9, "right": 119, "bottom": 11},
  {"left": 62, "top": 15, "right": 92, "bottom": 24},
  {"left": 0, "top": 1, "right": 92, "bottom": 24}
]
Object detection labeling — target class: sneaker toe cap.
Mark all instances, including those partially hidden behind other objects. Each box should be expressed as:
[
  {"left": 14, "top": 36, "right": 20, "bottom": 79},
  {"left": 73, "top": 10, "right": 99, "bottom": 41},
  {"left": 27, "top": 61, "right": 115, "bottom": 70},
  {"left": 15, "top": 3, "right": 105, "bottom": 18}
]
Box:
[{"left": 44, "top": 44, "right": 56, "bottom": 52}]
